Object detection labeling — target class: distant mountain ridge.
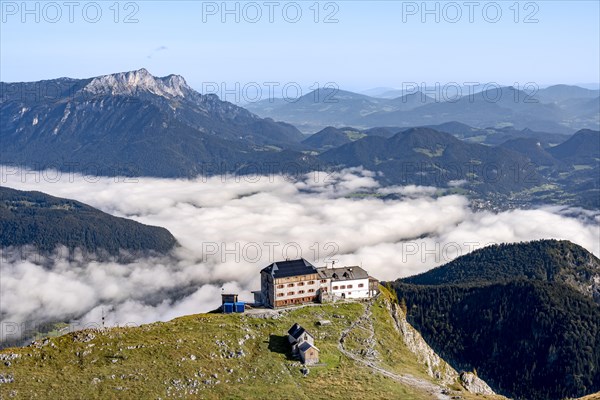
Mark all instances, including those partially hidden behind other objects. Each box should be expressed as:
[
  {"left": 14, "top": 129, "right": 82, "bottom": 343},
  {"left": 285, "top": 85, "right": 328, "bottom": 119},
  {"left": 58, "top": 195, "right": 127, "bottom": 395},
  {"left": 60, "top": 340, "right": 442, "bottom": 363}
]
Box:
[
  {"left": 1, "top": 71, "right": 598, "bottom": 209},
  {"left": 536, "top": 84, "right": 600, "bottom": 103},
  {"left": 247, "top": 85, "right": 599, "bottom": 133},
  {"left": 0, "top": 69, "right": 313, "bottom": 177},
  {"left": 301, "top": 126, "right": 368, "bottom": 151},
  {"left": 245, "top": 87, "right": 435, "bottom": 133},
  {"left": 547, "top": 129, "right": 600, "bottom": 164},
  {"left": 319, "top": 127, "right": 544, "bottom": 194},
  {"left": 300, "top": 125, "right": 598, "bottom": 208},
  {"left": 301, "top": 122, "right": 573, "bottom": 150}
]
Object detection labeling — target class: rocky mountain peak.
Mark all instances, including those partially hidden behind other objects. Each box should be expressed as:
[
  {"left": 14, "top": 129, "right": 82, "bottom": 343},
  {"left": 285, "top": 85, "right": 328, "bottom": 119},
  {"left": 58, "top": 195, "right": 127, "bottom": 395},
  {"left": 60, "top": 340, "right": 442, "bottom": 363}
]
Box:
[{"left": 83, "top": 68, "right": 191, "bottom": 98}]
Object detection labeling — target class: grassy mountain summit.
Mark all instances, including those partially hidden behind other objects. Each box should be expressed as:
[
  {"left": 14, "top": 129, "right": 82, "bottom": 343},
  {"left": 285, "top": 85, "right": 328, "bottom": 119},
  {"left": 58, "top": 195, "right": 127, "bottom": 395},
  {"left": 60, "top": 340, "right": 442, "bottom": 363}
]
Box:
[
  {"left": 393, "top": 239, "right": 600, "bottom": 400},
  {"left": 0, "top": 186, "right": 177, "bottom": 256},
  {"left": 0, "top": 290, "right": 504, "bottom": 400}
]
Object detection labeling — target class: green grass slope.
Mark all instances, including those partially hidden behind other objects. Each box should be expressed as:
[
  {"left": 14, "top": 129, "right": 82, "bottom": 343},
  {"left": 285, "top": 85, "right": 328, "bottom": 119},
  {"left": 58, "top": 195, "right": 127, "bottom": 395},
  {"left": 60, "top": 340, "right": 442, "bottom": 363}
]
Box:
[{"left": 0, "top": 293, "right": 503, "bottom": 400}]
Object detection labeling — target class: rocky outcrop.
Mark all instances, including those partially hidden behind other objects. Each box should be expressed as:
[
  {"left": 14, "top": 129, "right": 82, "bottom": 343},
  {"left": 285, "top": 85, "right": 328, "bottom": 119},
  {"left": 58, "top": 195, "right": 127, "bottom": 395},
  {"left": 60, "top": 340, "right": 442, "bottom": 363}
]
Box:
[
  {"left": 387, "top": 300, "right": 497, "bottom": 395},
  {"left": 83, "top": 68, "right": 191, "bottom": 98},
  {"left": 459, "top": 372, "right": 496, "bottom": 395},
  {"left": 592, "top": 275, "right": 600, "bottom": 304},
  {"left": 0, "top": 373, "right": 14, "bottom": 384},
  {"left": 388, "top": 301, "right": 458, "bottom": 385}
]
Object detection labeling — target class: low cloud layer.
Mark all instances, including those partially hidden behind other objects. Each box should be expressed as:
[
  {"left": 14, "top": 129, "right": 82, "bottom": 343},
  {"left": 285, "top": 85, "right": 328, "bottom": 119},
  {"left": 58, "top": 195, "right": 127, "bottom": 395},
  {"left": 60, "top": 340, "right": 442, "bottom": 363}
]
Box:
[{"left": 1, "top": 167, "right": 598, "bottom": 342}]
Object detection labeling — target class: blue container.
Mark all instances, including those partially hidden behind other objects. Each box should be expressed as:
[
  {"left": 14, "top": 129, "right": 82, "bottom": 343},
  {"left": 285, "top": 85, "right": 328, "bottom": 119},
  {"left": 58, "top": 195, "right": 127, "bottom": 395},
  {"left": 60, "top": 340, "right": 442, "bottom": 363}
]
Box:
[
  {"left": 223, "top": 303, "right": 234, "bottom": 314},
  {"left": 234, "top": 302, "right": 245, "bottom": 313}
]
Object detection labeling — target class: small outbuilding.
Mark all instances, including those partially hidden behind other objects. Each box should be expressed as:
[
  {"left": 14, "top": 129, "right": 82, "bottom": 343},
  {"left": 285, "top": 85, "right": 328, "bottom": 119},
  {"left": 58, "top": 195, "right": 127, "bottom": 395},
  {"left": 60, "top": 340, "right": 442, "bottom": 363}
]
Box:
[
  {"left": 287, "top": 323, "right": 318, "bottom": 362},
  {"left": 298, "top": 342, "right": 320, "bottom": 365},
  {"left": 222, "top": 293, "right": 245, "bottom": 314}
]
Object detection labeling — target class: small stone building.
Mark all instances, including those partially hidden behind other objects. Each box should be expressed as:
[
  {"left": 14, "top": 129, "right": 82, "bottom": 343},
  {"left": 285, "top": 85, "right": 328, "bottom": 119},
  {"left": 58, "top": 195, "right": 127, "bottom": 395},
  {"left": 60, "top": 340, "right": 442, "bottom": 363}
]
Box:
[
  {"left": 288, "top": 323, "right": 319, "bottom": 364},
  {"left": 298, "top": 341, "right": 320, "bottom": 365},
  {"left": 287, "top": 322, "right": 315, "bottom": 356}
]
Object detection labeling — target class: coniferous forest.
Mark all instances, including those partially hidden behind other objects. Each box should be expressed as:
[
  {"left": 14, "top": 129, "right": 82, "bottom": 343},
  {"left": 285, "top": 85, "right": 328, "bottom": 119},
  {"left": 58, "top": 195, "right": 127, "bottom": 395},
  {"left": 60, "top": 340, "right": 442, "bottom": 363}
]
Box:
[{"left": 393, "top": 240, "right": 600, "bottom": 400}]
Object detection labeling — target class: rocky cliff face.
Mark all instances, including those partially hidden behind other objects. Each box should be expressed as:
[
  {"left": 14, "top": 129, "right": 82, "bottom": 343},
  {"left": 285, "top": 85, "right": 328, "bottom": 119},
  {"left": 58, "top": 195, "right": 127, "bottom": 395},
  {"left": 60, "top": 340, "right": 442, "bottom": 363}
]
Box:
[
  {"left": 386, "top": 298, "right": 497, "bottom": 395},
  {"left": 82, "top": 68, "right": 191, "bottom": 98},
  {"left": 459, "top": 372, "right": 496, "bottom": 396},
  {"left": 568, "top": 262, "right": 600, "bottom": 304},
  {"left": 388, "top": 301, "right": 458, "bottom": 384}
]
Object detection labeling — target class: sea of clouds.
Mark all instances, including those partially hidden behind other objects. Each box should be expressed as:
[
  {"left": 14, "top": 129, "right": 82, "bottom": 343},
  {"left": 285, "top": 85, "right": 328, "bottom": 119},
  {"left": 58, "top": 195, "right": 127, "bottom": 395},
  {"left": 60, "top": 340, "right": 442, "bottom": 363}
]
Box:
[{"left": 1, "top": 166, "right": 598, "bottom": 342}]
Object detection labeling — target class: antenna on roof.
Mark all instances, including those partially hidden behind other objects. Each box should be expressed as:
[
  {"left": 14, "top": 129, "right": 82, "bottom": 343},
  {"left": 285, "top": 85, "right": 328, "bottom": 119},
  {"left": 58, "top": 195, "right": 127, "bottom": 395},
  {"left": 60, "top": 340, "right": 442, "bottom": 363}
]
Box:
[{"left": 331, "top": 260, "right": 336, "bottom": 268}]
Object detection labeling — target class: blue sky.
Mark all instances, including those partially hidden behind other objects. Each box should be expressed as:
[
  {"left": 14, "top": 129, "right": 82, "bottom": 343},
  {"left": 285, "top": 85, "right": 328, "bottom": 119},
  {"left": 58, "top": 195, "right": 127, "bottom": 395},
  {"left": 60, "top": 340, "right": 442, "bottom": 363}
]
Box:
[{"left": 1, "top": 1, "right": 599, "bottom": 93}]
